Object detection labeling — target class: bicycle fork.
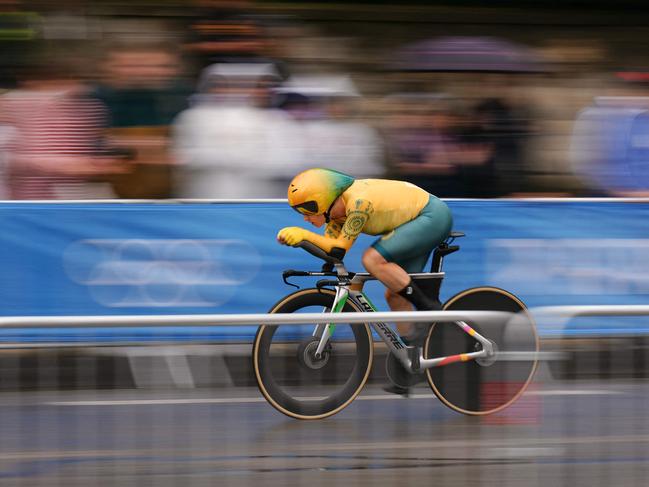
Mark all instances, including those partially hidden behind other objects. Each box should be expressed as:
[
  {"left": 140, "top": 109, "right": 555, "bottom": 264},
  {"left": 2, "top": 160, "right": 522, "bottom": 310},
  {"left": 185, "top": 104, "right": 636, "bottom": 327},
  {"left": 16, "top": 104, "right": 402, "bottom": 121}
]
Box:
[{"left": 312, "top": 286, "right": 348, "bottom": 358}]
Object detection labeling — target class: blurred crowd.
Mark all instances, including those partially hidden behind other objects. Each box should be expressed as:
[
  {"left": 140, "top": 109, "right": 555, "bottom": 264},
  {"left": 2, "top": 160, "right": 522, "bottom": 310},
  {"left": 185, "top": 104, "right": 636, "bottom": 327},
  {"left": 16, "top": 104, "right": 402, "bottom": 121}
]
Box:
[{"left": 1, "top": 0, "right": 649, "bottom": 200}]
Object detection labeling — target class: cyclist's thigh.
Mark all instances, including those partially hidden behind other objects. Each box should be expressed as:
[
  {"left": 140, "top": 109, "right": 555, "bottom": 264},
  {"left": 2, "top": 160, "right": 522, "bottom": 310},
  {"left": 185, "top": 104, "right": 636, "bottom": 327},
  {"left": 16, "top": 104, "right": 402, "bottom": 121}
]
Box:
[{"left": 372, "top": 196, "right": 452, "bottom": 272}]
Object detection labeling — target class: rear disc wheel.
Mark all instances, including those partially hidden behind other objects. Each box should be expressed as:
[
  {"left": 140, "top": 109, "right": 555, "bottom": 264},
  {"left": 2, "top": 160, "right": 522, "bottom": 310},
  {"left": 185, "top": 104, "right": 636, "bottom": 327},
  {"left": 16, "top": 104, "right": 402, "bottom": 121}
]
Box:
[{"left": 424, "top": 287, "right": 538, "bottom": 415}]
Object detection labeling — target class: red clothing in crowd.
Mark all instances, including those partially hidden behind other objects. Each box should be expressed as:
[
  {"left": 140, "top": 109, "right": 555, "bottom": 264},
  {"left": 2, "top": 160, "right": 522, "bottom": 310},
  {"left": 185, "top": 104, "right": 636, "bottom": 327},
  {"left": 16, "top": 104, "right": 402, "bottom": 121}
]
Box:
[{"left": 0, "top": 87, "right": 109, "bottom": 199}]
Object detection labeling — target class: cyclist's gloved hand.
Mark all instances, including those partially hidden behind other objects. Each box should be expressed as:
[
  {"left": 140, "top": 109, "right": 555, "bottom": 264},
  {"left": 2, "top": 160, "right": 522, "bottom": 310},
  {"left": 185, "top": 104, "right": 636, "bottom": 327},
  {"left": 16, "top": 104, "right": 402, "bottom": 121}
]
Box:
[{"left": 277, "top": 227, "right": 309, "bottom": 246}]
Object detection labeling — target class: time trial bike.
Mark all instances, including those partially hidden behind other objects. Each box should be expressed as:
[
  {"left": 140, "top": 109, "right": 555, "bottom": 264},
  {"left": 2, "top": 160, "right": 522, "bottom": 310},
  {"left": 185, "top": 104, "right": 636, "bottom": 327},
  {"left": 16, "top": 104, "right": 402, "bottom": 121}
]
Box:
[{"left": 252, "top": 232, "right": 538, "bottom": 420}]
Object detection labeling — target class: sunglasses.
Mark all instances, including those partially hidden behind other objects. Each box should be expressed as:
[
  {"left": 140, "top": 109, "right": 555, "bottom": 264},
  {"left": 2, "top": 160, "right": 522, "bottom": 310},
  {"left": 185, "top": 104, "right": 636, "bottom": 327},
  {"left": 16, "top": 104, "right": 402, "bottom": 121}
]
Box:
[{"left": 291, "top": 200, "right": 319, "bottom": 216}]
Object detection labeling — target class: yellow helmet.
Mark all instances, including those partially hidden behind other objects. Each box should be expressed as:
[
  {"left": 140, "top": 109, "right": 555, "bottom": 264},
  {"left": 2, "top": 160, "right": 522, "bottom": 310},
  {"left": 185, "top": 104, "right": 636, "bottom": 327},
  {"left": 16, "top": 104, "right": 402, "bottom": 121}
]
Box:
[{"left": 288, "top": 168, "right": 355, "bottom": 217}]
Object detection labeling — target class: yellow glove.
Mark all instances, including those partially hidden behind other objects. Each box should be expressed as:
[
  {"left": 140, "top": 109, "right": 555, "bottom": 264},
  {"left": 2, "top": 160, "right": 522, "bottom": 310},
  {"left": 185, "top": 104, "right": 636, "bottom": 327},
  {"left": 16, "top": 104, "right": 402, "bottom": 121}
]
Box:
[{"left": 277, "top": 227, "right": 309, "bottom": 246}]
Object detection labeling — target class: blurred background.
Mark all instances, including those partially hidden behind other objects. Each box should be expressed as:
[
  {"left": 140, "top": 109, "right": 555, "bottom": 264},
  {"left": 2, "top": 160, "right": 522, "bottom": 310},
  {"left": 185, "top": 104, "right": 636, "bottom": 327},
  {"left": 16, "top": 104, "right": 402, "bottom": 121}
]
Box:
[
  {"left": 1, "top": 0, "right": 649, "bottom": 485},
  {"left": 4, "top": 0, "right": 649, "bottom": 199}
]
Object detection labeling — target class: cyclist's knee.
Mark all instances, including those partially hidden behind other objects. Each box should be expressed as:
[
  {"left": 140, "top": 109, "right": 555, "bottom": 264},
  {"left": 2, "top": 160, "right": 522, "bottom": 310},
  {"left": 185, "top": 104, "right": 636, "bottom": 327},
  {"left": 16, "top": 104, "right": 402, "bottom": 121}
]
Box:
[{"left": 361, "top": 247, "right": 385, "bottom": 273}]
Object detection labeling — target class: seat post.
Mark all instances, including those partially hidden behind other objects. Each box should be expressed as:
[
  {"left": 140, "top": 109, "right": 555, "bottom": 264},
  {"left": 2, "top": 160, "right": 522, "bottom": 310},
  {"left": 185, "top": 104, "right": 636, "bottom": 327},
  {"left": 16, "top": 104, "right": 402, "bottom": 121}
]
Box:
[
  {"left": 430, "top": 231, "right": 464, "bottom": 273},
  {"left": 430, "top": 243, "right": 448, "bottom": 273}
]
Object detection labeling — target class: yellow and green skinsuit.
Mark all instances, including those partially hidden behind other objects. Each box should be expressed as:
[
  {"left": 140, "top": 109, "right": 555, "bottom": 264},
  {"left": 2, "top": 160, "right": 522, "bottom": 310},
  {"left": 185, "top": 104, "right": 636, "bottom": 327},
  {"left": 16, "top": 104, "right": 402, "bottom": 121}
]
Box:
[{"left": 297, "top": 179, "right": 431, "bottom": 253}]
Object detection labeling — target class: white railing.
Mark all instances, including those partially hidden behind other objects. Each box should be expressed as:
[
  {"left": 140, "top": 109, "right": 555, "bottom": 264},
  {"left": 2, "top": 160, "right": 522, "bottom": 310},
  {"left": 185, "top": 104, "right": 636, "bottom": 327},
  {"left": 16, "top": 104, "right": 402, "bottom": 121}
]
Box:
[
  {"left": 531, "top": 305, "right": 649, "bottom": 317},
  {"left": 1, "top": 305, "right": 649, "bottom": 329},
  {"left": 0, "top": 305, "right": 645, "bottom": 362},
  {"left": 0, "top": 310, "right": 512, "bottom": 328}
]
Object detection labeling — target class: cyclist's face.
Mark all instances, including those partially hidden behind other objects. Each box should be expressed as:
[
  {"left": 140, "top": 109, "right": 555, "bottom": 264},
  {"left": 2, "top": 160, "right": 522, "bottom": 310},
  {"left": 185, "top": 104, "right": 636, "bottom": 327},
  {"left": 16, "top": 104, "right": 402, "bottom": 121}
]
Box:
[{"left": 304, "top": 214, "right": 326, "bottom": 227}]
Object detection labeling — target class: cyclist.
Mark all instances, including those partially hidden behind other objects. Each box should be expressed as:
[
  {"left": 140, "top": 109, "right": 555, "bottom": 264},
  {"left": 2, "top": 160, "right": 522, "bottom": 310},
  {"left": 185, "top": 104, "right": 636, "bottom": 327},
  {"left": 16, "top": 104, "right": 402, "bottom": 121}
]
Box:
[{"left": 277, "top": 167, "right": 453, "bottom": 393}]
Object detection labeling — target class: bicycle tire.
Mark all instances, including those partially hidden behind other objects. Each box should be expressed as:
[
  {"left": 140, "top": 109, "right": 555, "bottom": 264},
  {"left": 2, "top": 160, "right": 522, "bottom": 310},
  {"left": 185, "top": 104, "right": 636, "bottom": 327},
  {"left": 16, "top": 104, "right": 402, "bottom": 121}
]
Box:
[
  {"left": 253, "top": 288, "right": 373, "bottom": 420},
  {"left": 424, "top": 287, "right": 538, "bottom": 415}
]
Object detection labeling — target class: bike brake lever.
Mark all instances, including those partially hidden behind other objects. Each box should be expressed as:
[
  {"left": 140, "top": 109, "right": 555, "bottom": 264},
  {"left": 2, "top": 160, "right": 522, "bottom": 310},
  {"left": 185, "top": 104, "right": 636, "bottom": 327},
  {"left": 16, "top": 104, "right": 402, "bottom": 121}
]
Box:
[
  {"left": 283, "top": 270, "right": 306, "bottom": 289},
  {"left": 283, "top": 278, "right": 299, "bottom": 289}
]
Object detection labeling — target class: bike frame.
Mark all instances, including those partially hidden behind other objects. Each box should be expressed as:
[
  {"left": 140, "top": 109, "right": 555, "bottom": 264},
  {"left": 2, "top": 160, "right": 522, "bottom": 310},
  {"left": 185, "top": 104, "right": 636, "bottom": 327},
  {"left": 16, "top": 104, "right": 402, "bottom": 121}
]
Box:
[{"left": 313, "top": 272, "right": 494, "bottom": 373}]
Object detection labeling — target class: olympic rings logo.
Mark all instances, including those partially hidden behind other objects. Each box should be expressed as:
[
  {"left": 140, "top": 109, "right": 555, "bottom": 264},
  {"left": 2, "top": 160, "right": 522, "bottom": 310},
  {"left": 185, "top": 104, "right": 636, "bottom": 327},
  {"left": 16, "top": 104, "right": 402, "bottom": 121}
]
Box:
[{"left": 63, "top": 239, "right": 261, "bottom": 307}]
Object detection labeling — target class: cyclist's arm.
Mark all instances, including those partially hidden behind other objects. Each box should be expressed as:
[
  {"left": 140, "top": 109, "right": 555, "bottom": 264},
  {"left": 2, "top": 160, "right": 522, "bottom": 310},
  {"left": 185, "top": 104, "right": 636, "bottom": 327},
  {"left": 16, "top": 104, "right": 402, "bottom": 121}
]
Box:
[
  {"left": 325, "top": 220, "right": 343, "bottom": 239},
  {"left": 279, "top": 199, "right": 373, "bottom": 253}
]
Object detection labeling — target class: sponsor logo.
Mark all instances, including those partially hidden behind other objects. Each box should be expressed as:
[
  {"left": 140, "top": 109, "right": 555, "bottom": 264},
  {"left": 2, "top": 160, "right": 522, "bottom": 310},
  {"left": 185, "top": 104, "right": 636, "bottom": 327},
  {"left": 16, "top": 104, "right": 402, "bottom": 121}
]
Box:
[
  {"left": 355, "top": 294, "right": 404, "bottom": 349},
  {"left": 375, "top": 322, "right": 405, "bottom": 350},
  {"left": 356, "top": 294, "right": 374, "bottom": 312}
]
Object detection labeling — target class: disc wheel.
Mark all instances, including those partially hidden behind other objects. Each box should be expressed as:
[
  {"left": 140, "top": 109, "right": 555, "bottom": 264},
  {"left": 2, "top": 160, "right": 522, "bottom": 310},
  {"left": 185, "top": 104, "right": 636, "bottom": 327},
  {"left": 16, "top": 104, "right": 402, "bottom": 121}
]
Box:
[
  {"left": 424, "top": 287, "right": 538, "bottom": 415},
  {"left": 253, "top": 288, "right": 373, "bottom": 420}
]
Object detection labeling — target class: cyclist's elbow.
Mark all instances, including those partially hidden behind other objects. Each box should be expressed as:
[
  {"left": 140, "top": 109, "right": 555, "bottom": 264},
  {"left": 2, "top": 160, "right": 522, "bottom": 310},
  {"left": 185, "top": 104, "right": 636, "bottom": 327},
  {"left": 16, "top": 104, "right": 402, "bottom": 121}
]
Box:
[{"left": 336, "top": 238, "right": 354, "bottom": 252}]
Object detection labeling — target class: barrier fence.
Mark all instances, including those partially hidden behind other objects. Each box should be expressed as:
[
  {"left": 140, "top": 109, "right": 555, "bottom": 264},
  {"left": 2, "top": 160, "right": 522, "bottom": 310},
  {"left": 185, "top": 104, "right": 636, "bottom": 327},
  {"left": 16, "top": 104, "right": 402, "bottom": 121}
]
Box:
[
  {"left": 2, "top": 198, "right": 649, "bottom": 340},
  {"left": 0, "top": 304, "right": 648, "bottom": 331},
  {"left": 0, "top": 306, "right": 644, "bottom": 390},
  {"left": 0, "top": 310, "right": 513, "bottom": 328}
]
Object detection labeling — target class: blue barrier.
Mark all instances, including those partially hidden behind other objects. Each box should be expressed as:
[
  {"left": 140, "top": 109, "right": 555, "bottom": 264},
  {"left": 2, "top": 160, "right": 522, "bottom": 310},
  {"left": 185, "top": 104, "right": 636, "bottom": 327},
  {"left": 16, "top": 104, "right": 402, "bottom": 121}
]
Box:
[{"left": 1, "top": 199, "right": 648, "bottom": 341}]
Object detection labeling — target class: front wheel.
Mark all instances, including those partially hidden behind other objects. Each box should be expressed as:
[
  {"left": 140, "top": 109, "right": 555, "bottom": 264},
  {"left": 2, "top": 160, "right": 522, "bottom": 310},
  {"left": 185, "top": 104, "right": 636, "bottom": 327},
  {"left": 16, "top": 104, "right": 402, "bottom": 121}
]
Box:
[
  {"left": 424, "top": 287, "right": 539, "bottom": 415},
  {"left": 253, "top": 288, "right": 373, "bottom": 420}
]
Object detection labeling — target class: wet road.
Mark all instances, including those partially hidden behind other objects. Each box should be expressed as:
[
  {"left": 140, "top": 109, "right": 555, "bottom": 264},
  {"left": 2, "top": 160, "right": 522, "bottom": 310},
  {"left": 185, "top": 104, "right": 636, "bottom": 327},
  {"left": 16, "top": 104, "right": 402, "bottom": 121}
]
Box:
[{"left": 0, "top": 373, "right": 647, "bottom": 486}]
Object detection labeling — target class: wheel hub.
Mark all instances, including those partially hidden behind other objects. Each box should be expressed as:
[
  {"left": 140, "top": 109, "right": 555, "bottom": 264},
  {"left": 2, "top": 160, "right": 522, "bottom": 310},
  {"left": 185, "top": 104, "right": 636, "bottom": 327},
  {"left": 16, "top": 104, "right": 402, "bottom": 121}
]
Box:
[
  {"left": 298, "top": 338, "right": 331, "bottom": 370},
  {"left": 475, "top": 339, "right": 498, "bottom": 367}
]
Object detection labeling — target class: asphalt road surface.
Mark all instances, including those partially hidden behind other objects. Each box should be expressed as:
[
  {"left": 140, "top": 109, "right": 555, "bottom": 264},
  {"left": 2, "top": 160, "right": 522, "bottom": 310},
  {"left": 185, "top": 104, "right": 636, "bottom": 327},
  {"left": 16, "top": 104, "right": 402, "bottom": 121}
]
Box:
[{"left": 0, "top": 371, "right": 647, "bottom": 486}]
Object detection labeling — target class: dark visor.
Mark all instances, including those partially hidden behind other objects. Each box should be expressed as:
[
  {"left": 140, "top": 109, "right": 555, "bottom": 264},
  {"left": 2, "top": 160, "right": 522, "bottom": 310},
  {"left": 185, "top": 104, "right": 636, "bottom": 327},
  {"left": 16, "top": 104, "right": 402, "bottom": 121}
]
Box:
[{"left": 291, "top": 200, "right": 319, "bottom": 215}]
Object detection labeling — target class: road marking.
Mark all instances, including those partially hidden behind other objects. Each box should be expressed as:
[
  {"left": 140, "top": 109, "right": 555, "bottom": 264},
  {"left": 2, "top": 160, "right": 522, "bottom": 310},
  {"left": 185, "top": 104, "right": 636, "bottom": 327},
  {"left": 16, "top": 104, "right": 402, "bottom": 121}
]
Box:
[
  {"left": 2, "top": 436, "right": 649, "bottom": 462},
  {"left": 44, "top": 389, "right": 623, "bottom": 406},
  {"left": 301, "top": 435, "right": 649, "bottom": 452},
  {"left": 528, "top": 389, "right": 624, "bottom": 396},
  {"left": 47, "top": 397, "right": 267, "bottom": 406}
]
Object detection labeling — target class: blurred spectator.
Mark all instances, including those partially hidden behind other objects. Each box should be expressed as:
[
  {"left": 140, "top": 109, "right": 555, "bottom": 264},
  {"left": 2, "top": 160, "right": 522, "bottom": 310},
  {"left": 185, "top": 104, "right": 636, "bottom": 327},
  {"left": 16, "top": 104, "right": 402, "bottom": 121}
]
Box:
[
  {"left": 384, "top": 94, "right": 464, "bottom": 197},
  {"left": 185, "top": 0, "right": 272, "bottom": 72},
  {"left": 0, "top": 122, "right": 14, "bottom": 198},
  {"left": 459, "top": 97, "right": 532, "bottom": 197},
  {"left": 277, "top": 74, "right": 385, "bottom": 178},
  {"left": 173, "top": 62, "right": 299, "bottom": 198},
  {"left": 0, "top": 61, "right": 129, "bottom": 199},
  {"left": 91, "top": 41, "right": 192, "bottom": 199},
  {"left": 570, "top": 95, "right": 649, "bottom": 197},
  {"left": 194, "top": 61, "right": 281, "bottom": 108}
]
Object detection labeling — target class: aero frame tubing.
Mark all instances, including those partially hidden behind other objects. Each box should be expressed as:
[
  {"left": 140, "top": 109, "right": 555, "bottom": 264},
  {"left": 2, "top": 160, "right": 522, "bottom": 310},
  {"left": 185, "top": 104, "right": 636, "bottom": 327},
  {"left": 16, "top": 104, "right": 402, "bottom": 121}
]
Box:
[{"left": 314, "top": 287, "right": 349, "bottom": 357}]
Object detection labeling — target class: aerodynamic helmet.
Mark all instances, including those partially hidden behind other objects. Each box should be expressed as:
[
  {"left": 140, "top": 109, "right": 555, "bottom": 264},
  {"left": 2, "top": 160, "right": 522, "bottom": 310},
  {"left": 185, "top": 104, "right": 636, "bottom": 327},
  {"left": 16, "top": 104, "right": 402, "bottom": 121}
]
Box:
[{"left": 287, "top": 168, "right": 355, "bottom": 218}]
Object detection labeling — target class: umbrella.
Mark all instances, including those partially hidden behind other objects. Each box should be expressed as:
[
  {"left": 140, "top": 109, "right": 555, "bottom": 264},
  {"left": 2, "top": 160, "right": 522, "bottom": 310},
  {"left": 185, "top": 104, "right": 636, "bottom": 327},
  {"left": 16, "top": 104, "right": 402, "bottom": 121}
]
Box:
[{"left": 391, "top": 36, "right": 547, "bottom": 73}]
